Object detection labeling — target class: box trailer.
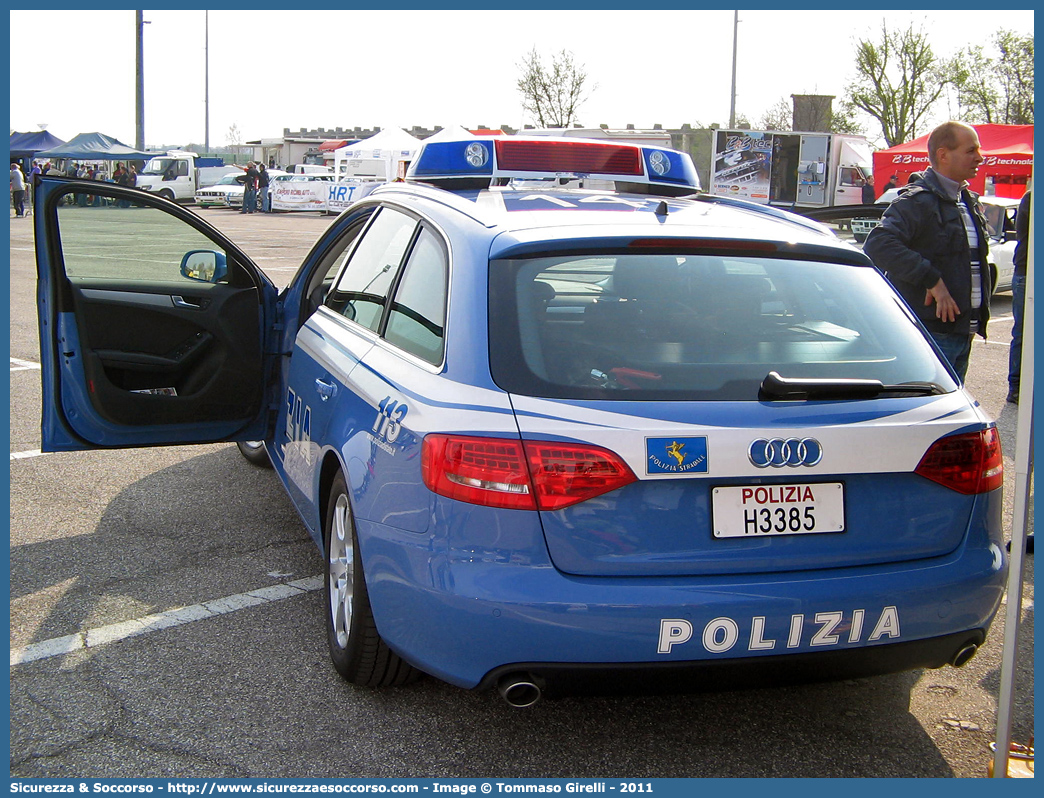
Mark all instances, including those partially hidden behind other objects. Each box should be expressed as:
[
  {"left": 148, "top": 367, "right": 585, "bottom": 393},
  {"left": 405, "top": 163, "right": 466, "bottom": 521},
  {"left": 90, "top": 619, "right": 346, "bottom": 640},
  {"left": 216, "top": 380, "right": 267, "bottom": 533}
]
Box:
[{"left": 709, "top": 130, "right": 873, "bottom": 208}]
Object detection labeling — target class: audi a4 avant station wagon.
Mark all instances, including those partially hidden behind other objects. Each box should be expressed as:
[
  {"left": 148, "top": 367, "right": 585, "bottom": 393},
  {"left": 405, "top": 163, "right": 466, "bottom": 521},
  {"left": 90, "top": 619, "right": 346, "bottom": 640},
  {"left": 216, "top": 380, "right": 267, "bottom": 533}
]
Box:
[{"left": 35, "top": 135, "right": 1006, "bottom": 705}]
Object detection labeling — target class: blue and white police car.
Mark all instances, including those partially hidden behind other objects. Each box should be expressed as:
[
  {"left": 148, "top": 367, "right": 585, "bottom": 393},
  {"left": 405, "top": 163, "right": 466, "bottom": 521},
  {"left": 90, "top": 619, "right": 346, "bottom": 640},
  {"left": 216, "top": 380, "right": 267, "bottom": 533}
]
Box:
[{"left": 35, "top": 136, "right": 1006, "bottom": 706}]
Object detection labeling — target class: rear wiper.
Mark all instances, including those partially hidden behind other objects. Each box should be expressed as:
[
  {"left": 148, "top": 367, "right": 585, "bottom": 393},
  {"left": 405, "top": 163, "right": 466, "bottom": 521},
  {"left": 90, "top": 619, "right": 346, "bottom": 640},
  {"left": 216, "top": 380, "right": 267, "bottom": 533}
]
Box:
[{"left": 759, "top": 371, "right": 945, "bottom": 401}]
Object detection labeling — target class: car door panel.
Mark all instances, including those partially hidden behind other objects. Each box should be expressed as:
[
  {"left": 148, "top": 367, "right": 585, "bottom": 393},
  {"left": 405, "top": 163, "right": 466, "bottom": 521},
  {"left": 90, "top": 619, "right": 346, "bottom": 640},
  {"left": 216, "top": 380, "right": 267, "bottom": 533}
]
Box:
[
  {"left": 36, "top": 177, "right": 278, "bottom": 450},
  {"left": 67, "top": 280, "right": 263, "bottom": 426}
]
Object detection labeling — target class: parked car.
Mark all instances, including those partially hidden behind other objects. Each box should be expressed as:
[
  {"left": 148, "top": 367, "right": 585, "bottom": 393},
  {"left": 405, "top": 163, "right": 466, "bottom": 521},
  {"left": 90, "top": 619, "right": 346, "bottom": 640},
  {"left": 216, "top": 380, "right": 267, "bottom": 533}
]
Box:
[
  {"left": 35, "top": 136, "right": 1006, "bottom": 705},
  {"left": 193, "top": 173, "right": 243, "bottom": 209},
  {"left": 980, "top": 195, "right": 1020, "bottom": 293}
]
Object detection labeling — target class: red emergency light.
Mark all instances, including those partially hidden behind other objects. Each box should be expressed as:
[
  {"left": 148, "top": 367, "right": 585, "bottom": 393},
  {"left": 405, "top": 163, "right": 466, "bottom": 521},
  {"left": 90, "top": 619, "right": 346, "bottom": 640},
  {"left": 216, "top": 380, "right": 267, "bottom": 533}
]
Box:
[{"left": 494, "top": 139, "right": 643, "bottom": 176}]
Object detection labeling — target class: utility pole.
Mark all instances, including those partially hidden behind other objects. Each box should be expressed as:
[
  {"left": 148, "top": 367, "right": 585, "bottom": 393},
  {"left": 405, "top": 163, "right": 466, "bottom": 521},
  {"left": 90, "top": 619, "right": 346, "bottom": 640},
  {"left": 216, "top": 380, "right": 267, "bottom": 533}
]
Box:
[
  {"left": 729, "top": 11, "right": 739, "bottom": 129},
  {"left": 205, "top": 11, "right": 210, "bottom": 154},
  {"left": 135, "top": 10, "right": 146, "bottom": 150}
]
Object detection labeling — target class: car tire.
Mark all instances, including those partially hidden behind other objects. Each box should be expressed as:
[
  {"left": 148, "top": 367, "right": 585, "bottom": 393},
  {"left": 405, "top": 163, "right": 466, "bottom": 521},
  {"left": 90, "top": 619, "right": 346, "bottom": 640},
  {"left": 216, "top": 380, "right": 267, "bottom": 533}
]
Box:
[
  {"left": 158, "top": 189, "right": 176, "bottom": 202},
  {"left": 236, "top": 440, "right": 273, "bottom": 468},
  {"left": 853, "top": 233, "right": 867, "bottom": 244},
  {"left": 324, "top": 470, "right": 420, "bottom": 687}
]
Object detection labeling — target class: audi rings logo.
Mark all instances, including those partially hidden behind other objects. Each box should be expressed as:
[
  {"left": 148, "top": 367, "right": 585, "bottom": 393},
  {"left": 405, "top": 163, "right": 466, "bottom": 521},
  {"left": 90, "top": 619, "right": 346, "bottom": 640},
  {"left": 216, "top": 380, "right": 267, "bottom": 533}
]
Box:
[{"left": 748, "top": 438, "right": 823, "bottom": 468}]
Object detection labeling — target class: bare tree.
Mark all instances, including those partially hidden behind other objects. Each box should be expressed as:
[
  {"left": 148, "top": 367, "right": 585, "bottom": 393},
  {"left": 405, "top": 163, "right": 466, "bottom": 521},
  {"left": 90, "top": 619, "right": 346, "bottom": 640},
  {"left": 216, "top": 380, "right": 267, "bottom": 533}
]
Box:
[
  {"left": 847, "top": 24, "right": 947, "bottom": 146},
  {"left": 759, "top": 98, "right": 792, "bottom": 131},
  {"left": 226, "top": 122, "right": 244, "bottom": 162},
  {"left": 516, "top": 48, "right": 593, "bottom": 128}
]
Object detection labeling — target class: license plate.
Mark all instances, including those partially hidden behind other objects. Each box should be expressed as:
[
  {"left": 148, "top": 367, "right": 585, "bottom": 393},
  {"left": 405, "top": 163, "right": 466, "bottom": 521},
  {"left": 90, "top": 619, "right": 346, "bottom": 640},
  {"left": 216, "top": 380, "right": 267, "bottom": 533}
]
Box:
[{"left": 712, "top": 483, "right": 844, "bottom": 538}]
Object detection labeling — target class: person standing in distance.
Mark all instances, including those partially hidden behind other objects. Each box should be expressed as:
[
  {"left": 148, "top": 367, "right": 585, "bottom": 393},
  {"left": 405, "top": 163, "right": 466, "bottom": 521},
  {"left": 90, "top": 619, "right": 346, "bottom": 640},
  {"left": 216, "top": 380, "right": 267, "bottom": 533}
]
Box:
[
  {"left": 864, "top": 121, "right": 991, "bottom": 381},
  {"left": 241, "top": 161, "right": 259, "bottom": 214},
  {"left": 258, "top": 163, "right": 271, "bottom": 212},
  {"left": 1007, "top": 187, "right": 1030, "bottom": 404},
  {"left": 10, "top": 163, "right": 26, "bottom": 217}
]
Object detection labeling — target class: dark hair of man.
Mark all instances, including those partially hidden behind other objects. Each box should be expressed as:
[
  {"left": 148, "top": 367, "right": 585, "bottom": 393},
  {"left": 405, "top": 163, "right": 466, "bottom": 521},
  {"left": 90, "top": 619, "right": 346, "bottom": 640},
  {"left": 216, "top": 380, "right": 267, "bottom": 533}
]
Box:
[{"left": 927, "top": 121, "right": 974, "bottom": 167}]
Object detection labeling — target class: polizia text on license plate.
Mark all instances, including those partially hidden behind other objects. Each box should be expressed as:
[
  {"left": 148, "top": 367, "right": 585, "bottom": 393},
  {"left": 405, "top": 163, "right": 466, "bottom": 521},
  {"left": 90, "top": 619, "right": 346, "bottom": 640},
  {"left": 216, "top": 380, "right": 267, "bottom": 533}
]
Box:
[{"left": 712, "top": 482, "right": 845, "bottom": 538}]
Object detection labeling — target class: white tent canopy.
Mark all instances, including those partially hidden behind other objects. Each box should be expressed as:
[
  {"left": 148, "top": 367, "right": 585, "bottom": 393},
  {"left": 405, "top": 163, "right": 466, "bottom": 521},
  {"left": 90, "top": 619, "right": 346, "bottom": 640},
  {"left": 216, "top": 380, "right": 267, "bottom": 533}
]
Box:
[
  {"left": 333, "top": 127, "right": 421, "bottom": 181},
  {"left": 422, "top": 125, "right": 475, "bottom": 142}
]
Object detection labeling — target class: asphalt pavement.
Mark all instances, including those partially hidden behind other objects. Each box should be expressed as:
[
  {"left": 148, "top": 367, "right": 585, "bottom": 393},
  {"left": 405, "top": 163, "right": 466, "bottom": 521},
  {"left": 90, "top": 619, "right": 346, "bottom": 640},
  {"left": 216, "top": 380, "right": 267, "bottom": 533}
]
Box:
[{"left": 8, "top": 205, "right": 1034, "bottom": 779}]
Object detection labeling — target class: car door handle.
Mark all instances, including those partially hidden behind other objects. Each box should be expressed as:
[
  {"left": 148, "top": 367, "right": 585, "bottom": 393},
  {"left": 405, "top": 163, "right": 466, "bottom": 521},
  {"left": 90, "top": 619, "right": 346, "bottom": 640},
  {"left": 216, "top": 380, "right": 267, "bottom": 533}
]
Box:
[
  {"left": 171, "top": 295, "right": 210, "bottom": 310},
  {"left": 315, "top": 378, "right": 337, "bottom": 401}
]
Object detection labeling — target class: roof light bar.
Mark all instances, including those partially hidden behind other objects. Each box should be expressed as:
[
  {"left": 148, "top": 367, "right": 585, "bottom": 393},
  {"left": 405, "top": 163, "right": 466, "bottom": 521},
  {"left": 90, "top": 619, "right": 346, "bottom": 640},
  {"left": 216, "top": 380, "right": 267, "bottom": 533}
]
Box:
[
  {"left": 406, "top": 136, "right": 700, "bottom": 192},
  {"left": 494, "top": 139, "right": 642, "bottom": 176}
]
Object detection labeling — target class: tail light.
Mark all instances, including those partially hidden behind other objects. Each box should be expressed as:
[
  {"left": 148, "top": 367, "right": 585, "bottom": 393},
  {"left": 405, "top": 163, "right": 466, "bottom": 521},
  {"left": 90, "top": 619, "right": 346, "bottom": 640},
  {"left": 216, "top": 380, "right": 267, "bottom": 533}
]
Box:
[
  {"left": 422, "top": 434, "right": 637, "bottom": 511},
  {"left": 915, "top": 428, "right": 1003, "bottom": 494}
]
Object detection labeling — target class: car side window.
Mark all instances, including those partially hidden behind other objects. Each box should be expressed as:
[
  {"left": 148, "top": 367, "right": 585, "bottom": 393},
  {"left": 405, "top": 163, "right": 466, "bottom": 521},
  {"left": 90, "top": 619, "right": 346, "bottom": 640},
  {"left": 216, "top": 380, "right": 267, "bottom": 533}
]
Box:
[
  {"left": 325, "top": 207, "right": 418, "bottom": 332},
  {"left": 55, "top": 193, "right": 233, "bottom": 284},
  {"left": 384, "top": 227, "right": 447, "bottom": 365}
]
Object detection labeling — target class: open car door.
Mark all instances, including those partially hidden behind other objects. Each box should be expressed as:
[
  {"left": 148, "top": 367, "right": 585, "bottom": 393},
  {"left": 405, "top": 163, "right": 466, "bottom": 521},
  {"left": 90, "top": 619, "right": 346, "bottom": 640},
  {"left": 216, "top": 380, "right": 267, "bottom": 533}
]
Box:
[{"left": 35, "top": 177, "right": 279, "bottom": 451}]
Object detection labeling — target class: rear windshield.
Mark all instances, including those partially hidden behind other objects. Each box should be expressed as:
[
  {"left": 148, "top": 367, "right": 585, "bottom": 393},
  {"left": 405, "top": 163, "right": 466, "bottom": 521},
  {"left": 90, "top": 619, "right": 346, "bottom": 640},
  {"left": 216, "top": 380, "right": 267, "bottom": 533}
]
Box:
[{"left": 488, "top": 252, "right": 958, "bottom": 400}]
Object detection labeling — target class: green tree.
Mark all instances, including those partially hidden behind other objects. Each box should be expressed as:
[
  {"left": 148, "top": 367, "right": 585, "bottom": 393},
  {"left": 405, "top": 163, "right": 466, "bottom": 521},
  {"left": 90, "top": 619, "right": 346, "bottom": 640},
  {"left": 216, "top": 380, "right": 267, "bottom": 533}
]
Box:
[
  {"left": 828, "top": 100, "right": 866, "bottom": 136},
  {"left": 949, "top": 30, "right": 1033, "bottom": 124},
  {"left": 847, "top": 23, "right": 947, "bottom": 146},
  {"left": 516, "top": 48, "right": 593, "bottom": 128}
]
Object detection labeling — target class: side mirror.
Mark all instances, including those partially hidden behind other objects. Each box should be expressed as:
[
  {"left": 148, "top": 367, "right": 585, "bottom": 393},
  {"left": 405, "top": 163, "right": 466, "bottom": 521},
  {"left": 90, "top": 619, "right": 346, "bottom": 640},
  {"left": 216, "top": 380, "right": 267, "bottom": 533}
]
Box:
[{"left": 181, "top": 250, "right": 228, "bottom": 283}]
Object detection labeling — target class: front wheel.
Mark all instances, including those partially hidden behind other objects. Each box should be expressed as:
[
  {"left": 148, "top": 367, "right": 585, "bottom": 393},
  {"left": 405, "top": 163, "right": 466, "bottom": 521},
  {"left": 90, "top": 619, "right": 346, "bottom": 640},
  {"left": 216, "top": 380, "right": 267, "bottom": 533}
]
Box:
[
  {"left": 236, "top": 440, "right": 272, "bottom": 468},
  {"left": 325, "top": 471, "right": 419, "bottom": 687}
]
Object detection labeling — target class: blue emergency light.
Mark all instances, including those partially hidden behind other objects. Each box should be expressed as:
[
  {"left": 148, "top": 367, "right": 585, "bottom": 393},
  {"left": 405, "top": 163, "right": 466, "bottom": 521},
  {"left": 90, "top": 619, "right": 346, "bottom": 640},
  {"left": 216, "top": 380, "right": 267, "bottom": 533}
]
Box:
[{"left": 406, "top": 136, "right": 700, "bottom": 194}]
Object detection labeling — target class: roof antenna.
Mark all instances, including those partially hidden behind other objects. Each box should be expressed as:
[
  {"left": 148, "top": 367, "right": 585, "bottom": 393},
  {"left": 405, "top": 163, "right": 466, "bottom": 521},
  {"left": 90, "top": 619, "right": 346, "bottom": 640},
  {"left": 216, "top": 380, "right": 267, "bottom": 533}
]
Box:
[{"left": 654, "top": 200, "right": 669, "bottom": 217}]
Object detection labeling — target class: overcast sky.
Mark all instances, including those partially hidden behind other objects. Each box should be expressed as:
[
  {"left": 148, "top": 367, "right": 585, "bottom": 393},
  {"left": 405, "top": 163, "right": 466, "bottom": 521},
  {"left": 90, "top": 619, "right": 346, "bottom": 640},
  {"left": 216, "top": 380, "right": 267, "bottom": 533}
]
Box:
[{"left": 9, "top": 8, "right": 1035, "bottom": 150}]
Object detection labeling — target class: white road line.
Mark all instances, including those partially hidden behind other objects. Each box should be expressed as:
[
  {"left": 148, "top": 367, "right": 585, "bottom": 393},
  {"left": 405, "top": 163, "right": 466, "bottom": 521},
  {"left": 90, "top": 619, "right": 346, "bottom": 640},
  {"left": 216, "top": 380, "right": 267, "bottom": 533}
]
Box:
[
  {"left": 10, "top": 357, "right": 41, "bottom": 371},
  {"left": 10, "top": 575, "right": 324, "bottom": 667},
  {"left": 10, "top": 449, "right": 46, "bottom": 461}
]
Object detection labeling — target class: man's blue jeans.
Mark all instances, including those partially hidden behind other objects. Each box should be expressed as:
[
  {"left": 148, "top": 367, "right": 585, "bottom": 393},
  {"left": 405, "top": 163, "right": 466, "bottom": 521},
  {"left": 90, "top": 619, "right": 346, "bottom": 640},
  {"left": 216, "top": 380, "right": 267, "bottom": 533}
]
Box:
[
  {"left": 242, "top": 187, "right": 257, "bottom": 213},
  {"left": 932, "top": 332, "right": 973, "bottom": 382},
  {"left": 1008, "top": 273, "right": 1026, "bottom": 396}
]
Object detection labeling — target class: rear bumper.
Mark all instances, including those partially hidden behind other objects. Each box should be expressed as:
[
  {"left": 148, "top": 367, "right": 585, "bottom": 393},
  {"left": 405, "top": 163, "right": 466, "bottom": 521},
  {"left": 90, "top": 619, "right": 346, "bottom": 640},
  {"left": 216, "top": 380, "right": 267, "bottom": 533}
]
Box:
[
  {"left": 479, "top": 629, "right": 987, "bottom": 697},
  {"left": 359, "top": 517, "right": 1007, "bottom": 689}
]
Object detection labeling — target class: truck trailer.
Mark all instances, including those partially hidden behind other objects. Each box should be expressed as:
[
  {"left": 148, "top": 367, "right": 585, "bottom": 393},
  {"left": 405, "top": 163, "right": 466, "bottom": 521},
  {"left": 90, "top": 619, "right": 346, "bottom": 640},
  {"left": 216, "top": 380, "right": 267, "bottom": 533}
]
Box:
[
  {"left": 709, "top": 129, "right": 873, "bottom": 208},
  {"left": 135, "top": 151, "right": 240, "bottom": 203}
]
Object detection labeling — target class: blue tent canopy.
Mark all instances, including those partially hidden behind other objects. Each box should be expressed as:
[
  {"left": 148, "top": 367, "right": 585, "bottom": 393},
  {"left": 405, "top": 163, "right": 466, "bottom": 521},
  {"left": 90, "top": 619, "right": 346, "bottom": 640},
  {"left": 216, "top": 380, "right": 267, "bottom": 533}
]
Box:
[
  {"left": 32, "top": 131, "right": 157, "bottom": 161},
  {"left": 9, "top": 130, "right": 66, "bottom": 159}
]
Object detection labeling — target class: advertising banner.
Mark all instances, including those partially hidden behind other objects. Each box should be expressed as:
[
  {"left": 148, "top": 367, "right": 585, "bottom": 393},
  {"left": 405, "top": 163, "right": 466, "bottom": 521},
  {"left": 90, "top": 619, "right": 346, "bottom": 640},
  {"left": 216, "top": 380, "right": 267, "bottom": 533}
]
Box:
[
  {"left": 270, "top": 179, "right": 331, "bottom": 212},
  {"left": 710, "top": 131, "right": 773, "bottom": 203},
  {"left": 327, "top": 180, "right": 381, "bottom": 214}
]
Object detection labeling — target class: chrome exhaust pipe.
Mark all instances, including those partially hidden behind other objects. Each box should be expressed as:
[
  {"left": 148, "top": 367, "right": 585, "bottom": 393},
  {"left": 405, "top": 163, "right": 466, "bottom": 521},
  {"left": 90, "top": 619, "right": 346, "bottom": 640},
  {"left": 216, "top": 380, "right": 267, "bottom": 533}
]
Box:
[
  {"left": 951, "top": 643, "right": 979, "bottom": 667},
  {"left": 497, "top": 674, "right": 542, "bottom": 708}
]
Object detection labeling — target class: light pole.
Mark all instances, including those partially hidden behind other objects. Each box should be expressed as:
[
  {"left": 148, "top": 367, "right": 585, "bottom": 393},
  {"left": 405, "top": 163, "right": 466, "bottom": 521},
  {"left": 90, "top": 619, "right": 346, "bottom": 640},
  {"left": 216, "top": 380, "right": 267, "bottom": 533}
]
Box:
[
  {"left": 135, "top": 11, "right": 149, "bottom": 150},
  {"left": 205, "top": 11, "right": 210, "bottom": 155},
  {"left": 729, "top": 11, "right": 739, "bottom": 129}
]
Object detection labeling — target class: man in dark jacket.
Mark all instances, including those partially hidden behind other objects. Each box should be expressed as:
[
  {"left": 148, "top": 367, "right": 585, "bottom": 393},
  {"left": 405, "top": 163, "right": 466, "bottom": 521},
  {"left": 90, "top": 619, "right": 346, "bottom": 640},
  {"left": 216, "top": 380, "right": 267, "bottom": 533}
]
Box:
[{"left": 863, "top": 121, "right": 991, "bottom": 381}]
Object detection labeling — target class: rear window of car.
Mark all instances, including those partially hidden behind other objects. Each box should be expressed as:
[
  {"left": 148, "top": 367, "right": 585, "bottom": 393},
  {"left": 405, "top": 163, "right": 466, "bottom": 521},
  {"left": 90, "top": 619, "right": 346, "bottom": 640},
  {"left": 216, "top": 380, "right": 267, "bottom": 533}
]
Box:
[{"left": 488, "top": 252, "right": 958, "bottom": 400}]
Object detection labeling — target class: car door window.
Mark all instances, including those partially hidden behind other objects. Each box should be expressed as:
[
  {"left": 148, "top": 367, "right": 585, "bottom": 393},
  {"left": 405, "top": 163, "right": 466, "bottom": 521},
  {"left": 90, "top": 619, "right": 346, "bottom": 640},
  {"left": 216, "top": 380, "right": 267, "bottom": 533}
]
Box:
[
  {"left": 325, "top": 207, "right": 417, "bottom": 332},
  {"left": 384, "top": 227, "right": 447, "bottom": 365},
  {"left": 57, "top": 199, "right": 233, "bottom": 283}
]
